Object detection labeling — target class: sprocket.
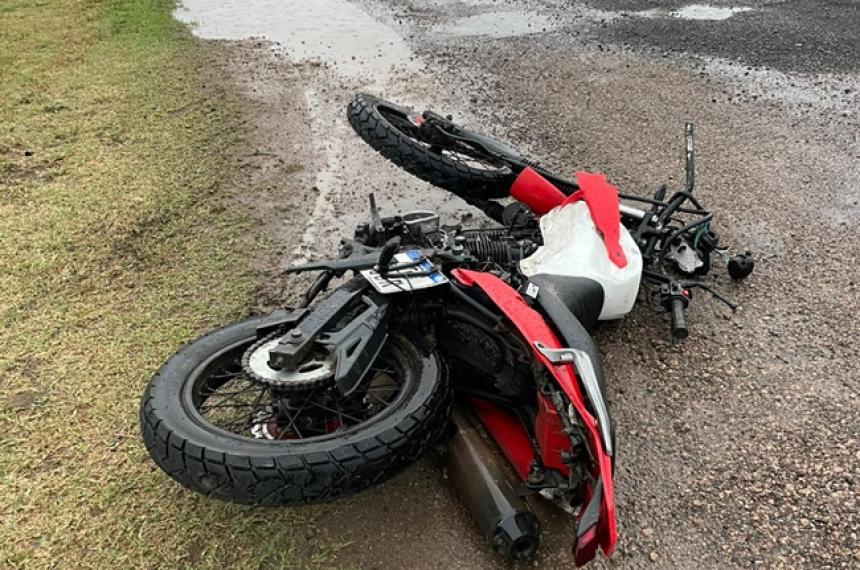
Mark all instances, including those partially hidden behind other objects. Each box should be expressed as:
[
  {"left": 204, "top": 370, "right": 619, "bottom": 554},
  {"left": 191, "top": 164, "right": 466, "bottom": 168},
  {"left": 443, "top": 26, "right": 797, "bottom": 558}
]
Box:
[{"left": 241, "top": 332, "right": 335, "bottom": 391}]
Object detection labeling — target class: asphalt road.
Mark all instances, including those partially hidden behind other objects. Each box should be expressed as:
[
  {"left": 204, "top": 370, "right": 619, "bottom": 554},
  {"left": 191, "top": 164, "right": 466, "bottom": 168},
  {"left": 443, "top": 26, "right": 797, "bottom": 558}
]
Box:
[
  {"left": 186, "top": 1, "right": 859, "bottom": 568},
  {"left": 577, "top": 0, "right": 860, "bottom": 73}
]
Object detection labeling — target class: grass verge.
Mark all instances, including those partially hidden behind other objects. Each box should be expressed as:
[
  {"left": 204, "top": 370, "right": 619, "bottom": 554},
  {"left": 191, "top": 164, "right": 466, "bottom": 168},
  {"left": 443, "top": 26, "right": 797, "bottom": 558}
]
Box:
[{"left": 1, "top": 1, "right": 304, "bottom": 567}]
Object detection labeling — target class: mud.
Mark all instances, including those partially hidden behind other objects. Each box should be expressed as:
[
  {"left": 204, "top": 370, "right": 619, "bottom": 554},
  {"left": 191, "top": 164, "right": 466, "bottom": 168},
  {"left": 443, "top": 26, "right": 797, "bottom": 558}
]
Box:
[
  {"left": 196, "top": 42, "right": 319, "bottom": 308},
  {"left": 182, "top": 0, "right": 858, "bottom": 568}
]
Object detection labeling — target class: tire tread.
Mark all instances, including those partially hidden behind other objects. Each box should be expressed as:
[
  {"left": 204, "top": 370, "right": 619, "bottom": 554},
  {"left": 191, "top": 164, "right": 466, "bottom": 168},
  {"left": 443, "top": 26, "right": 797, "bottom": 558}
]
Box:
[
  {"left": 140, "top": 324, "right": 451, "bottom": 506},
  {"left": 347, "top": 93, "right": 510, "bottom": 199}
]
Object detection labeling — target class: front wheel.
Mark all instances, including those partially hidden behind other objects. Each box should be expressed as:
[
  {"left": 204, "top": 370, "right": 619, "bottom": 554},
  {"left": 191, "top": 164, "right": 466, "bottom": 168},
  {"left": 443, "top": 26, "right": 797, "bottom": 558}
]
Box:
[
  {"left": 347, "top": 93, "right": 514, "bottom": 199},
  {"left": 140, "top": 316, "right": 450, "bottom": 505}
]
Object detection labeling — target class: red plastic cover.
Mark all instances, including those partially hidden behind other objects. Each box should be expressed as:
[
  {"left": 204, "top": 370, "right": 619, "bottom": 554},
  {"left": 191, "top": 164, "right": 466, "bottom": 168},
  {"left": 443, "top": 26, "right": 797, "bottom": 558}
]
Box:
[
  {"left": 510, "top": 167, "right": 567, "bottom": 216},
  {"left": 469, "top": 398, "right": 533, "bottom": 480},
  {"left": 509, "top": 168, "right": 627, "bottom": 268}
]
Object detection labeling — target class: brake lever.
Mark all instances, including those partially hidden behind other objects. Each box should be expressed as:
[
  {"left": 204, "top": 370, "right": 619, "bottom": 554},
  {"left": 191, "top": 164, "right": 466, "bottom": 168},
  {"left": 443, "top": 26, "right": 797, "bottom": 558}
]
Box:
[{"left": 284, "top": 254, "right": 379, "bottom": 273}]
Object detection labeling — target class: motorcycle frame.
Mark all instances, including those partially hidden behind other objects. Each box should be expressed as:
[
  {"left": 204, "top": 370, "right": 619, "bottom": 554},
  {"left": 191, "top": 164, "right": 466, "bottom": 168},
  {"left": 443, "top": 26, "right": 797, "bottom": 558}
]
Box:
[{"left": 274, "top": 123, "right": 718, "bottom": 562}]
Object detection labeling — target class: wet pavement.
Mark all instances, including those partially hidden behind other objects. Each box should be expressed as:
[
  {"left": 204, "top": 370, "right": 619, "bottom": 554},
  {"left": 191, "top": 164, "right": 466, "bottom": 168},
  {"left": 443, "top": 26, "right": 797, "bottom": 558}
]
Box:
[
  {"left": 178, "top": 1, "right": 858, "bottom": 568},
  {"left": 175, "top": 0, "right": 418, "bottom": 81},
  {"left": 575, "top": 0, "right": 860, "bottom": 73}
]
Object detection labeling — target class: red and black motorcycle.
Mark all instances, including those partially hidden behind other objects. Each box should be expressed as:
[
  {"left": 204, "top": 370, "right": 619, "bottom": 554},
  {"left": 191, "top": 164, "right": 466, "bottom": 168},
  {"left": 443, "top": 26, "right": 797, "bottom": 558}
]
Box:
[{"left": 140, "top": 94, "right": 752, "bottom": 565}]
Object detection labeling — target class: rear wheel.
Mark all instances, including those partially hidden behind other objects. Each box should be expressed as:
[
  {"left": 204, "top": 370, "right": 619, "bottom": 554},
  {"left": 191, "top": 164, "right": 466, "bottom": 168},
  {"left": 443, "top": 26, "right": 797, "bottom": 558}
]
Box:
[
  {"left": 140, "top": 316, "right": 450, "bottom": 505},
  {"left": 347, "top": 93, "right": 513, "bottom": 199}
]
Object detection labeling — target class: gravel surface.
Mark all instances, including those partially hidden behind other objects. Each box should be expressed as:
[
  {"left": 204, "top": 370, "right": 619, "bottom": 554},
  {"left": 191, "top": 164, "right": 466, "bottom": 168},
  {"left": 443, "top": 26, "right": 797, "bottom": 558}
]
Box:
[{"left": 182, "top": 1, "right": 859, "bottom": 567}]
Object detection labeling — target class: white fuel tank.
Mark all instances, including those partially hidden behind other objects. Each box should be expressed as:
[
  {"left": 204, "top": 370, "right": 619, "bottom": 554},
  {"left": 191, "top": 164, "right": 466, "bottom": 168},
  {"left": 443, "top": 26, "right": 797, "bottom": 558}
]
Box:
[{"left": 519, "top": 201, "right": 642, "bottom": 320}]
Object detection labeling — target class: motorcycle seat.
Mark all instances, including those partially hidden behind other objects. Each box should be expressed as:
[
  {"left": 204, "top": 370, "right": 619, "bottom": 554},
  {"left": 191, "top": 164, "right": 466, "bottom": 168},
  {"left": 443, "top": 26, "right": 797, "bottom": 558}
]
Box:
[{"left": 526, "top": 274, "right": 604, "bottom": 331}]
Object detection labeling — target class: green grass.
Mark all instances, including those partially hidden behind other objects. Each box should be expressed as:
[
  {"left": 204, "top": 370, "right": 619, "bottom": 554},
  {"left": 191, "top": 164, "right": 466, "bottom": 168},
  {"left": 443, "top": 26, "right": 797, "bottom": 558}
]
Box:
[{"left": 0, "top": 1, "right": 311, "bottom": 567}]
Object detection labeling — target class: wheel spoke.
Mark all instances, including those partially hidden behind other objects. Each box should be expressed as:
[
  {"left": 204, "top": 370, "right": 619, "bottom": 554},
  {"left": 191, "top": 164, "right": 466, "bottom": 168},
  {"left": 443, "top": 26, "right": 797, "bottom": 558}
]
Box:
[
  {"left": 207, "top": 384, "right": 265, "bottom": 398},
  {"left": 364, "top": 391, "right": 390, "bottom": 406},
  {"left": 200, "top": 401, "right": 265, "bottom": 411},
  {"left": 281, "top": 390, "right": 318, "bottom": 435},
  {"left": 335, "top": 400, "right": 345, "bottom": 428},
  {"left": 201, "top": 385, "right": 267, "bottom": 409},
  {"left": 365, "top": 386, "right": 400, "bottom": 393},
  {"left": 194, "top": 341, "right": 407, "bottom": 442},
  {"left": 219, "top": 411, "right": 274, "bottom": 430},
  {"left": 291, "top": 422, "right": 305, "bottom": 439},
  {"left": 240, "top": 388, "right": 270, "bottom": 433},
  {"left": 210, "top": 371, "right": 243, "bottom": 380},
  {"left": 310, "top": 401, "right": 365, "bottom": 424}
]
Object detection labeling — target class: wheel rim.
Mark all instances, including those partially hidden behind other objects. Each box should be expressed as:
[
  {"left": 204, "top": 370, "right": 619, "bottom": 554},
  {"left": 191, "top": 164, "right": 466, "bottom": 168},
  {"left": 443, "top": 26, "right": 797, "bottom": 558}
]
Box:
[
  {"left": 184, "top": 337, "right": 413, "bottom": 442},
  {"left": 376, "top": 104, "right": 507, "bottom": 173}
]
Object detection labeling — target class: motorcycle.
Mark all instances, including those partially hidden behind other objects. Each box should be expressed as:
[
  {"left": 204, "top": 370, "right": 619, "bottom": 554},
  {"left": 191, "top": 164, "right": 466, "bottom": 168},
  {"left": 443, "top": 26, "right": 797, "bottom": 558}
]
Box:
[{"left": 140, "top": 93, "right": 753, "bottom": 565}]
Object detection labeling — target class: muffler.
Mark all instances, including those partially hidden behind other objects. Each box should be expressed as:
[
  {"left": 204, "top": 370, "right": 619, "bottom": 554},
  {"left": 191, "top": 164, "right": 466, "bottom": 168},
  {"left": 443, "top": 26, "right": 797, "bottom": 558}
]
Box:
[{"left": 446, "top": 404, "right": 541, "bottom": 560}]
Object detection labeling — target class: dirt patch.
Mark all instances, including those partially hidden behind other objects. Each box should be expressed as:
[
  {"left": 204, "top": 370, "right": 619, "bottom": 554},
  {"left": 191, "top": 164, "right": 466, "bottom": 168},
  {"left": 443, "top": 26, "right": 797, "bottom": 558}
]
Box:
[
  {"left": 194, "top": 41, "right": 320, "bottom": 310},
  {"left": 5, "top": 391, "right": 39, "bottom": 411},
  {"left": 0, "top": 146, "right": 64, "bottom": 191}
]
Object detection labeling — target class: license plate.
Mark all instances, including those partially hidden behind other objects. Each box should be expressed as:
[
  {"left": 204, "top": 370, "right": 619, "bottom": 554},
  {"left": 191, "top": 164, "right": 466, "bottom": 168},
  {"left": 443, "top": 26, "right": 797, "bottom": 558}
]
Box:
[{"left": 360, "top": 250, "right": 448, "bottom": 294}]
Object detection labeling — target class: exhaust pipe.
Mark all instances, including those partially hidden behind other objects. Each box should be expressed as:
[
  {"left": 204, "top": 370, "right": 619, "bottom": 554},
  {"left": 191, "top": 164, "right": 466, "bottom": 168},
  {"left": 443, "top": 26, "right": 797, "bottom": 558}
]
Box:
[{"left": 446, "top": 405, "right": 541, "bottom": 560}]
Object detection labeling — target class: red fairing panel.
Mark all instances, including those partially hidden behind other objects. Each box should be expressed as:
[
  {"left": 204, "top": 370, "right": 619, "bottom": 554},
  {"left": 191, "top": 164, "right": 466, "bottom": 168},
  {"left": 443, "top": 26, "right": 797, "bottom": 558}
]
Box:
[
  {"left": 562, "top": 172, "right": 627, "bottom": 269},
  {"left": 508, "top": 168, "right": 627, "bottom": 268},
  {"left": 535, "top": 392, "right": 571, "bottom": 475},
  {"left": 452, "top": 269, "right": 617, "bottom": 563},
  {"left": 469, "top": 398, "right": 533, "bottom": 480},
  {"left": 510, "top": 167, "right": 567, "bottom": 216},
  {"left": 471, "top": 396, "right": 574, "bottom": 482}
]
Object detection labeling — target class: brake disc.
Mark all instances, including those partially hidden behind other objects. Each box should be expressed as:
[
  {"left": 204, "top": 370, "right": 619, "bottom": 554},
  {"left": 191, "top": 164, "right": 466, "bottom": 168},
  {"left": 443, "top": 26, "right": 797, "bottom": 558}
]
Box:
[{"left": 242, "top": 334, "right": 335, "bottom": 391}]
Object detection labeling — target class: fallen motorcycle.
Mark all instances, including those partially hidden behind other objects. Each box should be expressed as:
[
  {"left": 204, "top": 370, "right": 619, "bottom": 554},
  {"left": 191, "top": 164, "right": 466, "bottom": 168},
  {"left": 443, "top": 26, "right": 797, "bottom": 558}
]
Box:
[{"left": 140, "top": 93, "right": 752, "bottom": 565}]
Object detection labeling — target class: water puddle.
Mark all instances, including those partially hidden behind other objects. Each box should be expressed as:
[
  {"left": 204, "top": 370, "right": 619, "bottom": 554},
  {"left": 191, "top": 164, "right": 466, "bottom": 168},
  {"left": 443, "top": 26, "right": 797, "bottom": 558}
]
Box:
[
  {"left": 632, "top": 4, "right": 753, "bottom": 21},
  {"left": 174, "top": 0, "right": 417, "bottom": 80},
  {"left": 435, "top": 10, "right": 556, "bottom": 39},
  {"left": 670, "top": 5, "right": 753, "bottom": 21}
]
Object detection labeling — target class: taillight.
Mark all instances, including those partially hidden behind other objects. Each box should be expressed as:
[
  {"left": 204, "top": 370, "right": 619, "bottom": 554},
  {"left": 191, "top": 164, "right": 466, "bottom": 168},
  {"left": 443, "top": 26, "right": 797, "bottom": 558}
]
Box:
[{"left": 572, "top": 524, "right": 599, "bottom": 566}]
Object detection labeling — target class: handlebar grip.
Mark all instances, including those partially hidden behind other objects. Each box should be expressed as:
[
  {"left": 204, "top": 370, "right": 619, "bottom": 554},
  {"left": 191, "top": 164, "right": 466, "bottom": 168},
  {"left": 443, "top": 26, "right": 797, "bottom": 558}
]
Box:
[
  {"left": 670, "top": 298, "right": 689, "bottom": 341},
  {"left": 376, "top": 236, "right": 401, "bottom": 274}
]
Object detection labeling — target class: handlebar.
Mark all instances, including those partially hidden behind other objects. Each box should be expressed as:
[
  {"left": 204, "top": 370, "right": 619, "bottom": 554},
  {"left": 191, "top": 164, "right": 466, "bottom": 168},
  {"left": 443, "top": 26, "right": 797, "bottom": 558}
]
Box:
[{"left": 657, "top": 281, "right": 690, "bottom": 341}]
